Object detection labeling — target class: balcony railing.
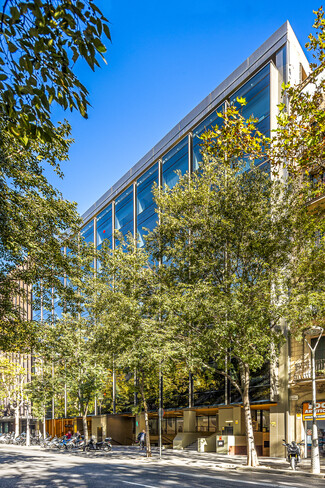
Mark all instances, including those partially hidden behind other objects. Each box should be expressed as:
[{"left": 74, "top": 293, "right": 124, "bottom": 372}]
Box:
[{"left": 291, "top": 358, "right": 325, "bottom": 382}]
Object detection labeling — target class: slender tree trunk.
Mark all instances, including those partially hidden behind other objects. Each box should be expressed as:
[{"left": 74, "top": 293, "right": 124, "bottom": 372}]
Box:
[
  {"left": 82, "top": 415, "right": 88, "bottom": 443},
  {"left": 15, "top": 406, "right": 20, "bottom": 437},
  {"left": 239, "top": 361, "right": 259, "bottom": 467},
  {"left": 82, "top": 405, "right": 89, "bottom": 443},
  {"left": 26, "top": 402, "right": 30, "bottom": 446},
  {"left": 43, "top": 408, "right": 46, "bottom": 439},
  {"left": 139, "top": 374, "right": 151, "bottom": 458}
]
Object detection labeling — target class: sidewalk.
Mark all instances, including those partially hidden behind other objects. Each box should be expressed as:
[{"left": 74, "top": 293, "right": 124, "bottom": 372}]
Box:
[
  {"left": 150, "top": 448, "right": 325, "bottom": 478},
  {"left": 2, "top": 443, "right": 325, "bottom": 478},
  {"left": 103, "top": 446, "right": 325, "bottom": 478}
]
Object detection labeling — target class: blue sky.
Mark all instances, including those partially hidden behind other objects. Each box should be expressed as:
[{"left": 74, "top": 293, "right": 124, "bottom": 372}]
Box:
[{"left": 48, "top": 0, "right": 318, "bottom": 216}]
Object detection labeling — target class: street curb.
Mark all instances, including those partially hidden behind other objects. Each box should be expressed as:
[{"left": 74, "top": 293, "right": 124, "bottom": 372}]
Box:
[{"left": 236, "top": 465, "right": 325, "bottom": 478}]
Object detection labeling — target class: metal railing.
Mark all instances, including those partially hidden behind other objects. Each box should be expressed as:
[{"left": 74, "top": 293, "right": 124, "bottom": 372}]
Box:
[{"left": 291, "top": 358, "right": 325, "bottom": 382}]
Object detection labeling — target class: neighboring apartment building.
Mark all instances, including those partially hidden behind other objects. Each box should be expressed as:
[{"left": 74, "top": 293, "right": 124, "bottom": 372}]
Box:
[
  {"left": 40, "top": 22, "right": 320, "bottom": 457},
  {"left": 0, "top": 283, "right": 35, "bottom": 435}
]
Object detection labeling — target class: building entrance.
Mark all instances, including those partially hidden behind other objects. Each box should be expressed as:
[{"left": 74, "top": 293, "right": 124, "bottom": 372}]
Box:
[{"left": 304, "top": 420, "right": 325, "bottom": 457}]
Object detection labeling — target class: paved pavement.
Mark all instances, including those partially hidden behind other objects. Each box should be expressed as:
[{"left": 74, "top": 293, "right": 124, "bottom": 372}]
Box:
[{"left": 0, "top": 445, "right": 324, "bottom": 487}]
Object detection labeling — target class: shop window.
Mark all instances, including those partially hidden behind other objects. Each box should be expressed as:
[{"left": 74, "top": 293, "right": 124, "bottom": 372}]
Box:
[
  {"left": 196, "top": 416, "right": 209, "bottom": 432},
  {"left": 262, "top": 410, "right": 270, "bottom": 432},
  {"left": 166, "top": 417, "right": 176, "bottom": 434},
  {"left": 149, "top": 419, "right": 158, "bottom": 436},
  {"left": 209, "top": 416, "right": 217, "bottom": 432},
  {"left": 176, "top": 418, "right": 183, "bottom": 433}
]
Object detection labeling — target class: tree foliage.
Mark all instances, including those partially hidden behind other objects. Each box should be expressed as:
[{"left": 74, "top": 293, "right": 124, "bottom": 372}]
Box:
[
  {"left": 0, "top": 123, "right": 82, "bottom": 350},
  {"left": 0, "top": 0, "right": 110, "bottom": 145},
  {"left": 0, "top": 355, "right": 26, "bottom": 436},
  {"left": 147, "top": 103, "right": 313, "bottom": 466},
  {"left": 273, "top": 7, "right": 325, "bottom": 181},
  {"left": 0, "top": 0, "right": 110, "bottom": 349},
  {"left": 86, "top": 237, "right": 171, "bottom": 457}
]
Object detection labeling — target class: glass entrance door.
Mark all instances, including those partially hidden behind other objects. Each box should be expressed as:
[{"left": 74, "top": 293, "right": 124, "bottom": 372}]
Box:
[{"left": 304, "top": 420, "right": 325, "bottom": 457}]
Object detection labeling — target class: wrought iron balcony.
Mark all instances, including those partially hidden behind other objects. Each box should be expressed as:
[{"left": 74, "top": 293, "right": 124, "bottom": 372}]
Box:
[{"left": 291, "top": 358, "right": 325, "bottom": 382}]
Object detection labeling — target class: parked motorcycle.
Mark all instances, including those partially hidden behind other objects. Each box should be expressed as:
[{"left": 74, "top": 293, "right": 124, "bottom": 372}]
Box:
[
  {"left": 66, "top": 434, "right": 85, "bottom": 451},
  {"left": 282, "top": 439, "right": 304, "bottom": 470},
  {"left": 84, "top": 436, "right": 112, "bottom": 452}
]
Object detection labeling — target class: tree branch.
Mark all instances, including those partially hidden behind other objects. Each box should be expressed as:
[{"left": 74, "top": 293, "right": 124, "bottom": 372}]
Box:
[{"left": 215, "top": 369, "right": 243, "bottom": 397}]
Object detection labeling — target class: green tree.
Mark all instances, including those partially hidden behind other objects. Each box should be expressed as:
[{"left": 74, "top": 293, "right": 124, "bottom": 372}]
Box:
[
  {"left": 273, "top": 7, "right": 325, "bottom": 181},
  {"left": 27, "top": 357, "right": 57, "bottom": 438},
  {"left": 147, "top": 104, "right": 311, "bottom": 466},
  {"left": 88, "top": 238, "right": 169, "bottom": 457},
  {"left": 30, "top": 241, "right": 106, "bottom": 442},
  {"left": 45, "top": 315, "right": 106, "bottom": 442},
  {"left": 0, "top": 122, "right": 82, "bottom": 350},
  {"left": 0, "top": 0, "right": 110, "bottom": 349},
  {"left": 0, "top": 0, "right": 110, "bottom": 144},
  {"left": 0, "top": 355, "right": 26, "bottom": 437}
]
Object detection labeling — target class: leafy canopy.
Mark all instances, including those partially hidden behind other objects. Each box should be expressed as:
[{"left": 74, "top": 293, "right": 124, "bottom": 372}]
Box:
[{"left": 0, "top": 0, "right": 110, "bottom": 145}]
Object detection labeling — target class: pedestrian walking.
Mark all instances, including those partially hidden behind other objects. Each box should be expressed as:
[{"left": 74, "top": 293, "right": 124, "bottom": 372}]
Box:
[{"left": 137, "top": 429, "right": 146, "bottom": 450}]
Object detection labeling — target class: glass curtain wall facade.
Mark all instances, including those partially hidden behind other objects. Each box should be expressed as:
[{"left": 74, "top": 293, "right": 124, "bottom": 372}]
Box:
[
  {"left": 40, "top": 45, "right": 292, "bottom": 410},
  {"left": 72, "top": 62, "right": 274, "bottom": 406},
  {"left": 78, "top": 62, "right": 272, "bottom": 270}
]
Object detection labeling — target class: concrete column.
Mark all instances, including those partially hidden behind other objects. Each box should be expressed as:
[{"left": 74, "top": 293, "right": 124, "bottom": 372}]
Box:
[
  {"left": 183, "top": 411, "right": 196, "bottom": 433},
  {"left": 270, "top": 406, "right": 286, "bottom": 457},
  {"left": 233, "top": 407, "right": 245, "bottom": 435}
]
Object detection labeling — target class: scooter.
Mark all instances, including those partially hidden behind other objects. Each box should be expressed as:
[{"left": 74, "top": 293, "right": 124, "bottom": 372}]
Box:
[
  {"left": 66, "top": 435, "right": 85, "bottom": 451},
  {"left": 282, "top": 439, "right": 304, "bottom": 470},
  {"left": 84, "top": 436, "right": 112, "bottom": 452}
]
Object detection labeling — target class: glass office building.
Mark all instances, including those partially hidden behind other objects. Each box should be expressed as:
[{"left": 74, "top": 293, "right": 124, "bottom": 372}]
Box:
[
  {"left": 81, "top": 62, "right": 273, "bottom": 252},
  {"left": 33, "top": 22, "right": 310, "bottom": 456}
]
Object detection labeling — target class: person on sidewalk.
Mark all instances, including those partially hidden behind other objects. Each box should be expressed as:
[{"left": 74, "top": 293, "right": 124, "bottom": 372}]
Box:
[{"left": 137, "top": 430, "right": 146, "bottom": 450}]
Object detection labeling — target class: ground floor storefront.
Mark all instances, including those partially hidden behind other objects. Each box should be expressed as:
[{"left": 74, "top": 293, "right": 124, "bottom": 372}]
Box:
[
  {"left": 44, "top": 402, "right": 275, "bottom": 456},
  {"left": 0, "top": 418, "right": 36, "bottom": 435},
  {"left": 288, "top": 381, "right": 325, "bottom": 459}
]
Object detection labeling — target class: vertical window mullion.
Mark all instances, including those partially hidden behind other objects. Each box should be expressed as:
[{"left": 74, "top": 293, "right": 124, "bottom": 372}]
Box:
[
  {"left": 188, "top": 132, "right": 193, "bottom": 175},
  {"left": 112, "top": 201, "right": 116, "bottom": 250},
  {"left": 133, "top": 181, "right": 137, "bottom": 246}
]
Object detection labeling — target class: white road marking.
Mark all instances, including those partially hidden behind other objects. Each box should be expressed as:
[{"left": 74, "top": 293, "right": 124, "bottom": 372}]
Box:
[
  {"left": 121, "top": 482, "right": 157, "bottom": 488},
  {"left": 168, "top": 471, "right": 299, "bottom": 487}
]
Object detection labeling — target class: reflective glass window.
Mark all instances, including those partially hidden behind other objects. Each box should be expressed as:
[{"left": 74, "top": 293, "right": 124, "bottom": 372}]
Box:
[
  {"left": 115, "top": 186, "right": 134, "bottom": 242},
  {"left": 148, "top": 419, "right": 158, "bottom": 435},
  {"left": 97, "top": 205, "right": 112, "bottom": 249},
  {"left": 54, "top": 276, "right": 65, "bottom": 319},
  {"left": 276, "top": 46, "right": 287, "bottom": 84},
  {"left": 231, "top": 64, "right": 270, "bottom": 137},
  {"left": 196, "top": 416, "right": 209, "bottom": 432},
  {"left": 81, "top": 220, "right": 94, "bottom": 245},
  {"left": 209, "top": 416, "right": 217, "bottom": 432},
  {"left": 162, "top": 137, "right": 188, "bottom": 188},
  {"left": 192, "top": 105, "right": 224, "bottom": 171},
  {"left": 166, "top": 417, "right": 176, "bottom": 434},
  {"left": 137, "top": 163, "right": 158, "bottom": 248},
  {"left": 176, "top": 418, "right": 183, "bottom": 433}
]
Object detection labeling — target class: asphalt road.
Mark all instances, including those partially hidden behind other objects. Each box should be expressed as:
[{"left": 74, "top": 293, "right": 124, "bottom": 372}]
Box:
[{"left": 0, "top": 446, "right": 323, "bottom": 487}]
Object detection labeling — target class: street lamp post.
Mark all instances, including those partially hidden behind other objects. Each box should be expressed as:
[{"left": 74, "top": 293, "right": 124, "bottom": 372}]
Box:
[{"left": 304, "top": 326, "right": 324, "bottom": 475}]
